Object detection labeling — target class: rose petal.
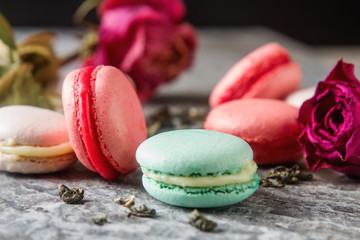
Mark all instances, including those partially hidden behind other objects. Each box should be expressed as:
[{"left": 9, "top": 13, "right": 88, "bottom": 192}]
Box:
[
  {"left": 326, "top": 59, "right": 360, "bottom": 86},
  {"left": 99, "top": 0, "right": 185, "bottom": 22},
  {"left": 299, "top": 59, "right": 360, "bottom": 176}
]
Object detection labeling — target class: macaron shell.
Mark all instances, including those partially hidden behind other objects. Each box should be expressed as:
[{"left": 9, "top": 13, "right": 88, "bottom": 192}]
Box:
[
  {"left": 209, "top": 43, "right": 301, "bottom": 108},
  {"left": 136, "top": 129, "right": 253, "bottom": 176},
  {"left": 76, "top": 66, "right": 120, "bottom": 179},
  {"left": 93, "top": 66, "right": 146, "bottom": 174},
  {"left": 204, "top": 99, "right": 304, "bottom": 164},
  {"left": 0, "top": 152, "right": 76, "bottom": 174},
  {"left": 242, "top": 62, "right": 302, "bottom": 99},
  {"left": 142, "top": 174, "right": 259, "bottom": 208},
  {"left": 62, "top": 69, "right": 97, "bottom": 172},
  {"left": 63, "top": 66, "right": 118, "bottom": 179},
  {"left": 0, "top": 105, "right": 69, "bottom": 146}
]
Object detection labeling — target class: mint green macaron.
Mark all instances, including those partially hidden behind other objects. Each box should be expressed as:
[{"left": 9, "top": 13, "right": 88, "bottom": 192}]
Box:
[{"left": 136, "top": 129, "right": 259, "bottom": 208}]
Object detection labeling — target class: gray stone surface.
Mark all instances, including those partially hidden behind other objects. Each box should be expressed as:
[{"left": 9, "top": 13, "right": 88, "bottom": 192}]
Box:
[
  {"left": 2, "top": 27, "right": 360, "bottom": 240},
  {"left": 1, "top": 161, "right": 360, "bottom": 240}
]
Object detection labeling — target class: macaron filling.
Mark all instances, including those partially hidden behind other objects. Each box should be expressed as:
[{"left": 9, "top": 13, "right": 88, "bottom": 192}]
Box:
[
  {"left": 142, "top": 160, "right": 257, "bottom": 188},
  {"left": 0, "top": 139, "right": 73, "bottom": 157}
]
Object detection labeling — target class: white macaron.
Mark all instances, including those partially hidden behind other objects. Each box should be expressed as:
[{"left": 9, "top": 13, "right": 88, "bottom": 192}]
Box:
[{"left": 0, "top": 105, "right": 76, "bottom": 174}]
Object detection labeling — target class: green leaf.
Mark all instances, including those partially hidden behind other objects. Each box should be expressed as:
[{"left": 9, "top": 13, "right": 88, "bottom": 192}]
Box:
[{"left": 0, "top": 12, "right": 16, "bottom": 49}]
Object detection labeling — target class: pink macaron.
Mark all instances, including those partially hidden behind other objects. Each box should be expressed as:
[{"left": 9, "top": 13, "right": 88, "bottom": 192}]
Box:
[
  {"left": 62, "top": 65, "right": 147, "bottom": 180},
  {"left": 204, "top": 99, "right": 304, "bottom": 165},
  {"left": 209, "top": 43, "right": 302, "bottom": 108}
]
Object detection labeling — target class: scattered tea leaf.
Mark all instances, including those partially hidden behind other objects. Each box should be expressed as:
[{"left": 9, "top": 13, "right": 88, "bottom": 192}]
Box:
[
  {"left": 126, "top": 204, "right": 156, "bottom": 218},
  {"left": 114, "top": 195, "right": 135, "bottom": 208},
  {"left": 260, "top": 165, "right": 313, "bottom": 188},
  {"left": 189, "top": 209, "right": 217, "bottom": 232},
  {"left": 59, "top": 184, "right": 84, "bottom": 204},
  {"left": 146, "top": 105, "right": 208, "bottom": 137},
  {"left": 115, "top": 195, "right": 156, "bottom": 218},
  {"left": 93, "top": 215, "right": 108, "bottom": 225}
]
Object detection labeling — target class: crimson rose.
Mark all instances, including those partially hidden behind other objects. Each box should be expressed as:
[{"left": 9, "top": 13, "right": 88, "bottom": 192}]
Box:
[
  {"left": 299, "top": 59, "right": 360, "bottom": 176},
  {"left": 85, "top": 0, "right": 197, "bottom": 101}
]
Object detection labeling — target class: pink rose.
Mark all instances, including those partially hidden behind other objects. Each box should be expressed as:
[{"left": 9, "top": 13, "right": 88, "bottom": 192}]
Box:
[
  {"left": 85, "top": 0, "right": 197, "bottom": 101},
  {"left": 299, "top": 59, "right": 360, "bottom": 176}
]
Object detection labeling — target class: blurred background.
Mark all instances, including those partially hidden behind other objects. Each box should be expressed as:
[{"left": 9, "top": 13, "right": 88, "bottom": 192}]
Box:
[{"left": 1, "top": 0, "right": 359, "bottom": 45}]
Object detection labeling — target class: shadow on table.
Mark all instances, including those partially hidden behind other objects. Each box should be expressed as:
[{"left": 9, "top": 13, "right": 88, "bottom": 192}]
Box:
[{"left": 2, "top": 161, "right": 143, "bottom": 187}]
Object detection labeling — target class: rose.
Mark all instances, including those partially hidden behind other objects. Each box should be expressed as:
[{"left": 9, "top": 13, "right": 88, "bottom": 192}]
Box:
[
  {"left": 299, "top": 59, "right": 360, "bottom": 176},
  {"left": 85, "top": 0, "right": 197, "bottom": 101}
]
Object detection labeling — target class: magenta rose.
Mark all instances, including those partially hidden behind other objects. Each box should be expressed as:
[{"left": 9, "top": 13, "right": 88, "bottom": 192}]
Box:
[
  {"left": 299, "top": 59, "right": 360, "bottom": 176},
  {"left": 85, "top": 0, "right": 197, "bottom": 101}
]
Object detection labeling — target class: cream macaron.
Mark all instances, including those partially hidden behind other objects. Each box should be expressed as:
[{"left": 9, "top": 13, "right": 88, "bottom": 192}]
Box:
[{"left": 0, "top": 105, "right": 76, "bottom": 174}]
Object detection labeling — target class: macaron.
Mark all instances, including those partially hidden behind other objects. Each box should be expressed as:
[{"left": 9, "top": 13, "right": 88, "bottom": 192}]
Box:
[
  {"left": 285, "top": 86, "right": 316, "bottom": 108},
  {"left": 136, "top": 129, "right": 259, "bottom": 208},
  {"left": 0, "top": 105, "right": 76, "bottom": 174},
  {"left": 209, "top": 42, "right": 302, "bottom": 108},
  {"left": 62, "top": 65, "right": 147, "bottom": 180},
  {"left": 204, "top": 99, "right": 304, "bottom": 165}
]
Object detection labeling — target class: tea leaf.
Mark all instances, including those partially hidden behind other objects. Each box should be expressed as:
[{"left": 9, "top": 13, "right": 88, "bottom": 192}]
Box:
[
  {"left": 260, "top": 165, "right": 313, "bottom": 188},
  {"left": 59, "top": 184, "right": 84, "bottom": 204},
  {"left": 115, "top": 195, "right": 156, "bottom": 218},
  {"left": 189, "top": 209, "right": 217, "bottom": 232},
  {"left": 93, "top": 216, "right": 108, "bottom": 225}
]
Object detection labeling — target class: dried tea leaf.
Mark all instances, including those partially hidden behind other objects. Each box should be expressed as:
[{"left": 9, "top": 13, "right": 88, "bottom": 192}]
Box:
[
  {"left": 146, "top": 105, "right": 208, "bottom": 137},
  {"left": 127, "top": 204, "right": 156, "bottom": 218},
  {"left": 189, "top": 209, "right": 217, "bottom": 232},
  {"left": 93, "top": 216, "right": 108, "bottom": 225},
  {"left": 260, "top": 165, "right": 313, "bottom": 188},
  {"left": 115, "top": 195, "right": 156, "bottom": 218},
  {"left": 114, "top": 195, "right": 135, "bottom": 208},
  {"left": 59, "top": 184, "right": 84, "bottom": 204}
]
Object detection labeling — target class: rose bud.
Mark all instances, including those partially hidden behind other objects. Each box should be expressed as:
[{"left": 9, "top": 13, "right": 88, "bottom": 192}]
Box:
[
  {"left": 85, "top": 0, "right": 197, "bottom": 101},
  {"left": 299, "top": 59, "right": 360, "bottom": 177}
]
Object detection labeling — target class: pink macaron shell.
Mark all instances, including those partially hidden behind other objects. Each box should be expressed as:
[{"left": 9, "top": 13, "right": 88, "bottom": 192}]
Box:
[
  {"left": 76, "top": 66, "right": 120, "bottom": 179},
  {"left": 62, "top": 69, "right": 97, "bottom": 173},
  {"left": 204, "top": 99, "right": 304, "bottom": 164},
  {"left": 92, "top": 66, "right": 147, "bottom": 174},
  {"left": 209, "top": 43, "right": 301, "bottom": 108},
  {"left": 242, "top": 62, "right": 302, "bottom": 99}
]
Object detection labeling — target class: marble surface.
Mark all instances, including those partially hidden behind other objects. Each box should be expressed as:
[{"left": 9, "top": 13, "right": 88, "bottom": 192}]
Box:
[
  {"left": 1, "top": 27, "right": 360, "bottom": 240},
  {"left": 1, "top": 161, "right": 360, "bottom": 240}
]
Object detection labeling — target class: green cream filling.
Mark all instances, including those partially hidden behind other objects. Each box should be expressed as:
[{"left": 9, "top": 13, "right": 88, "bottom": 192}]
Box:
[{"left": 142, "top": 160, "right": 257, "bottom": 188}]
